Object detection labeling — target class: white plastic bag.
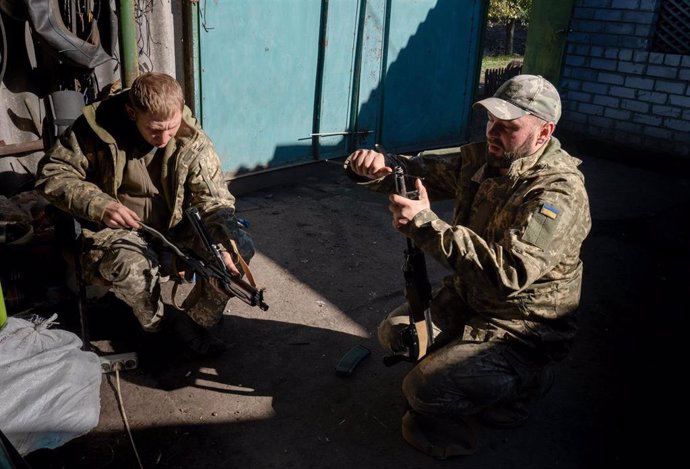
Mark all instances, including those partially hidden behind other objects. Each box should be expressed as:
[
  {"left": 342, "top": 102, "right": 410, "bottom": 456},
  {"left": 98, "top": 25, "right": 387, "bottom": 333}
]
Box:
[{"left": 0, "top": 314, "right": 102, "bottom": 455}]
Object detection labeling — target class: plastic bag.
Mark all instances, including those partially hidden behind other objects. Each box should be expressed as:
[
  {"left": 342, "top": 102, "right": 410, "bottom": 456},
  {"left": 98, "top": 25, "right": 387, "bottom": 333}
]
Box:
[{"left": 0, "top": 314, "right": 101, "bottom": 456}]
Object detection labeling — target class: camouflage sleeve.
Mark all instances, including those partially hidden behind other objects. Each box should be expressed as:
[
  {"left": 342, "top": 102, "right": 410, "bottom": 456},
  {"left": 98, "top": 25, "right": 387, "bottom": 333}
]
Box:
[
  {"left": 34, "top": 122, "right": 117, "bottom": 223},
  {"left": 403, "top": 173, "right": 591, "bottom": 296},
  {"left": 402, "top": 149, "right": 462, "bottom": 201},
  {"left": 185, "top": 140, "right": 239, "bottom": 245},
  {"left": 346, "top": 147, "right": 463, "bottom": 201}
]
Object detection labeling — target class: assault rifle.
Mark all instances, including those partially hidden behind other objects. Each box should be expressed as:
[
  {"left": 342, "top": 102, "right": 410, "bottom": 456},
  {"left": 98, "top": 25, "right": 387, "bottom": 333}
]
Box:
[
  {"left": 139, "top": 207, "right": 268, "bottom": 311},
  {"left": 383, "top": 165, "right": 434, "bottom": 366}
]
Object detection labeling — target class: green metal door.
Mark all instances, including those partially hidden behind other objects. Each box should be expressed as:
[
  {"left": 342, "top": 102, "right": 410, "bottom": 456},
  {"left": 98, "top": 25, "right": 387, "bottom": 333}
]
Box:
[
  {"left": 522, "top": 0, "right": 576, "bottom": 85},
  {"left": 193, "top": 0, "right": 485, "bottom": 174}
]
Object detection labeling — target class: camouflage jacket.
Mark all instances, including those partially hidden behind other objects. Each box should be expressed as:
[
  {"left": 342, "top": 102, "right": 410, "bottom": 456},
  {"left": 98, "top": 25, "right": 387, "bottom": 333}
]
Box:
[
  {"left": 35, "top": 91, "right": 239, "bottom": 245},
  {"left": 352, "top": 138, "right": 591, "bottom": 360}
]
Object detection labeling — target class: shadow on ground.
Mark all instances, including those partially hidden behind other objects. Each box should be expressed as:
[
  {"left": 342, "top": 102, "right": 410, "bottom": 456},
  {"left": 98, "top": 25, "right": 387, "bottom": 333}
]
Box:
[{"left": 22, "top": 137, "right": 689, "bottom": 469}]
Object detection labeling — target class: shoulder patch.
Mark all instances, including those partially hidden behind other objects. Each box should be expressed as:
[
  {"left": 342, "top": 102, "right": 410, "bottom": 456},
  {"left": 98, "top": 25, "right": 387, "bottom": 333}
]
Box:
[
  {"left": 539, "top": 203, "right": 560, "bottom": 219},
  {"left": 522, "top": 203, "right": 561, "bottom": 249}
]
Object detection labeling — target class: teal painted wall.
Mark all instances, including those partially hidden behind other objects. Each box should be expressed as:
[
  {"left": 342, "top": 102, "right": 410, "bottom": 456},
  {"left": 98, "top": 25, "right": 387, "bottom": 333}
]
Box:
[{"left": 195, "top": 0, "right": 485, "bottom": 174}]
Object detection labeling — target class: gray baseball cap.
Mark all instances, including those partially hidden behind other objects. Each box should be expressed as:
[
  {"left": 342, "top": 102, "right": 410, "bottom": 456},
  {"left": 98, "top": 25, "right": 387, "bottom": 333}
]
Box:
[{"left": 474, "top": 74, "right": 561, "bottom": 124}]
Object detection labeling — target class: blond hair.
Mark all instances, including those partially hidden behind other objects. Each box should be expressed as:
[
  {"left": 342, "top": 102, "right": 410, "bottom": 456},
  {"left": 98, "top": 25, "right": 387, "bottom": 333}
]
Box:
[{"left": 129, "top": 72, "right": 184, "bottom": 119}]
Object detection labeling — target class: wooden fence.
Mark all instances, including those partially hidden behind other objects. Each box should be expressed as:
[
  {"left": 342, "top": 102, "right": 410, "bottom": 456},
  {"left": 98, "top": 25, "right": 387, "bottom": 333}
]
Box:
[{"left": 483, "top": 63, "right": 522, "bottom": 97}]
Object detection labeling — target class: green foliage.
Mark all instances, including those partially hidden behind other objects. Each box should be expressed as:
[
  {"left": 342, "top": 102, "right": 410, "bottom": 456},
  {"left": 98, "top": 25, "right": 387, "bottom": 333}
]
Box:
[
  {"left": 488, "top": 0, "right": 532, "bottom": 25},
  {"left": 482, "top": 55, "right": 517, "bottom": 70}
]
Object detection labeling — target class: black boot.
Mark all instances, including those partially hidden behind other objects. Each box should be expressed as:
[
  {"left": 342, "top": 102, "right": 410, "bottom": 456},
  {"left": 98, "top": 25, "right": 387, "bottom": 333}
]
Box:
[{"left": 163, "top": 306, "right": 227, "bottom": 358}]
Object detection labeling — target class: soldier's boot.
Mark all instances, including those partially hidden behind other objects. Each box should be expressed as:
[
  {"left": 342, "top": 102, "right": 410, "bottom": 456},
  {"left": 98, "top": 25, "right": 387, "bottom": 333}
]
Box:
[
  {"left": 163, "top": 305, "right": 227, "bottom": 358},
  {"left": 401, "top": 410, "right": 477, "bottom": 460}
]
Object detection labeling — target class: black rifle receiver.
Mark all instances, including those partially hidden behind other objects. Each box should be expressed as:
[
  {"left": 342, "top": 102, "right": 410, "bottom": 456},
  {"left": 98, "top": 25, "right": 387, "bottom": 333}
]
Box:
[{"left": 138, "top": 211, "right": 268, "bottom": 312}]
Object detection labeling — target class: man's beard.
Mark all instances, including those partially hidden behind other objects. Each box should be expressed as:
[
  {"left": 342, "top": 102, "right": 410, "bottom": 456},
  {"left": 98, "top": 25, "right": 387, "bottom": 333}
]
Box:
[{"left": 487, "top": 132, "right": 538, "bottom": 169}]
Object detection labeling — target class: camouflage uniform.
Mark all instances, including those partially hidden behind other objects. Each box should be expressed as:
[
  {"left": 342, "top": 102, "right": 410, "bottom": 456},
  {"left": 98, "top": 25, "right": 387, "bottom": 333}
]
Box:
[
  {"left": 352, "top": 137, "right": 591, "bottom": 420},
  {"left": 35, "top": 91, "right": 254, "bottom": 331}
]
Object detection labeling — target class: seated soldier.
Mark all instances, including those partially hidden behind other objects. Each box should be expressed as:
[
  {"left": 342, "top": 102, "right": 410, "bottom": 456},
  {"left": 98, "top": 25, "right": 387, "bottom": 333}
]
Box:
[{"left": 35, "top": 72, "right": 254, "bottom": 357}]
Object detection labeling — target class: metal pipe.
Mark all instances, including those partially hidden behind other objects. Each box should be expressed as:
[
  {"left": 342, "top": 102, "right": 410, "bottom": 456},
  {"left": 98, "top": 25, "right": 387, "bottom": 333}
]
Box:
[
  {"left": 376, "top": 0, "right": 392, "bottom": 145},
  {"left": 347, "top": 0, "right": 367, "bottom": 154},
  {"left": 0, "top": 140, "right": 44, "bottom": 157},
  {"left": 182, "top": 0, "right": 197, "bottom": 113},
  {"left": 118, "top": 0, "right": 139, "bottom": 87},
  {"left": 311, "top": 0, "right": 330, "bottom": 160}
]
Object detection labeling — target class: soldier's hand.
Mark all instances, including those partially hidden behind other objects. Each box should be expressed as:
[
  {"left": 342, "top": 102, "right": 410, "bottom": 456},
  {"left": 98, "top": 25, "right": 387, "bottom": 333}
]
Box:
[
  {"left": 102, "top": 202, "right": 141, "bottom": 229},
  {"left": 347, "top": 149, "right": 393, "bottom": 179},
  {"left": 207, "top": 250, "right": 241, "bottom": 295},
  {"left": 388, "top": 178, "right": 430, "bottom": 229},
  {"left": 220, "top": 249, "right": 241, "bottom": 276}
]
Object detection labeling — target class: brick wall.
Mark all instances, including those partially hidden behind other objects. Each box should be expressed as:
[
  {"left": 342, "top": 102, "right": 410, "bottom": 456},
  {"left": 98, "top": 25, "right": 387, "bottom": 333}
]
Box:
[{"left": 559, "top": 0, "right": 690, "bottom": 158}]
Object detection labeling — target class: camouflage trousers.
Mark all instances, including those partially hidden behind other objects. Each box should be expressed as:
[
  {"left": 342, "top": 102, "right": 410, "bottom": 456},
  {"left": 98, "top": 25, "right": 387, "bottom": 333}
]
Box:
[
  {"left": 80, "top": 226, "right": 255, "bottom": 331},
  {"left": 378, "top": 287, "right": 550, "bottom": 418}
]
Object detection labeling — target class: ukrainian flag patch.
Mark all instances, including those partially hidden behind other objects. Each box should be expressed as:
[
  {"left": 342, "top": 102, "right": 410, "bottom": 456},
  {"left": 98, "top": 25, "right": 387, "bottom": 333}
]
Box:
[{"left": 539, "top": 203, "right": 560, "bottom": 219}]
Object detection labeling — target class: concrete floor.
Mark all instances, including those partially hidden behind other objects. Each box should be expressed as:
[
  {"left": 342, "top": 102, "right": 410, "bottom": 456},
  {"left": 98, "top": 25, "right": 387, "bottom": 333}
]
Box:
[{"left": 19, "top": 131, "right": 689, "bottom": 469}]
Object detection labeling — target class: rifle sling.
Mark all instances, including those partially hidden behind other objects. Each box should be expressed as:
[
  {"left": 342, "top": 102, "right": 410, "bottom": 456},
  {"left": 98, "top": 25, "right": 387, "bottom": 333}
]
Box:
[
  {"left": 171, "top": 280, "right": 185, "bottom": 310},
  {"left": 413, "top": 318, "right": 430, "bottom": 360},
  {"left": 228, "top": 239, "right": 256, "bottom": 287}
]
